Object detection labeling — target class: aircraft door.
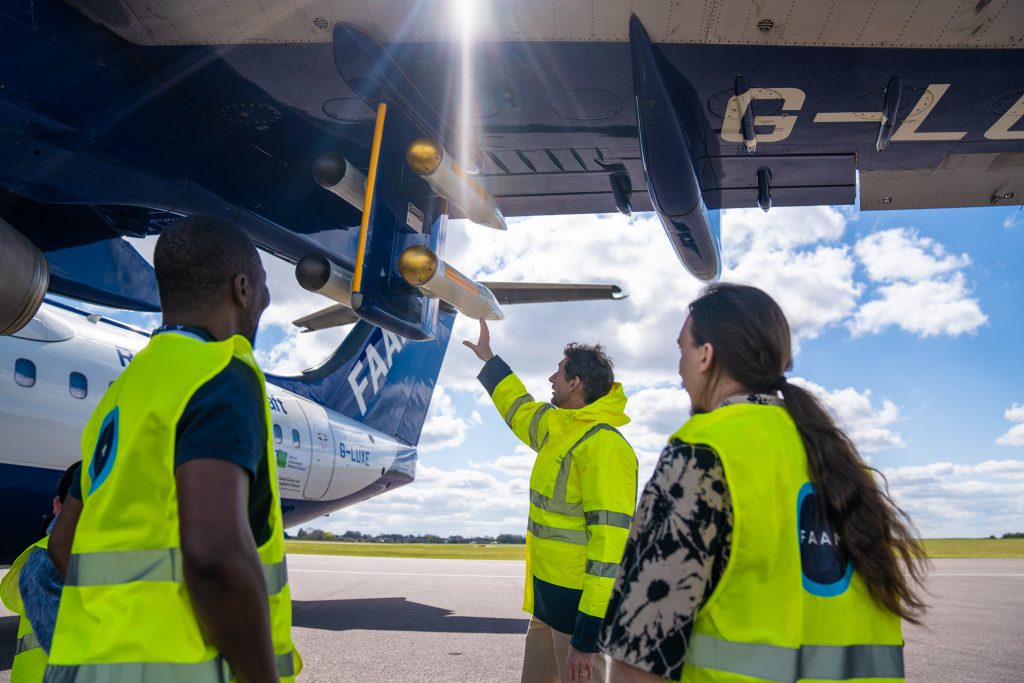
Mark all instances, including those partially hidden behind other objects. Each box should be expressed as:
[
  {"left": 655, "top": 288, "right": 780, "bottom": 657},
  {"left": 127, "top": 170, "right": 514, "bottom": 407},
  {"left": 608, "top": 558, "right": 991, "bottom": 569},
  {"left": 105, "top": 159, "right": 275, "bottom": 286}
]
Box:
[
  {"left": 297, "top": 400, "right": 335, "bottom": 500},
  {"left": 268, "top": 392, "right": 312, "bottom": 498}
]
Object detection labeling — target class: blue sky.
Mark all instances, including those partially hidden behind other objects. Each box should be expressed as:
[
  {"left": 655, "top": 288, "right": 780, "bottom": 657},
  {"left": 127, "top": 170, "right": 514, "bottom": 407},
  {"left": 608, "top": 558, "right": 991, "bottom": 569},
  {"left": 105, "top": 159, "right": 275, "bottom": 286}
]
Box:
[{"left": 120, "top": 203, "right": 1024, "bottom": 538}]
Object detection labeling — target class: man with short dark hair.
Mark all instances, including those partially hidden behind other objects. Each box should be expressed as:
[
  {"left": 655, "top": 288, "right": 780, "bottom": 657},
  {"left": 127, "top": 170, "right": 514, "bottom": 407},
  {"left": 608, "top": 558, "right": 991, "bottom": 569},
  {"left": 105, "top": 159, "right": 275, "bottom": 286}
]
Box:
[
  {"left": 465, "top": 320, "right": 638, "bottom": 683},
  {"left": 46, "top": 215, "right": 299, "bottom": 683}
]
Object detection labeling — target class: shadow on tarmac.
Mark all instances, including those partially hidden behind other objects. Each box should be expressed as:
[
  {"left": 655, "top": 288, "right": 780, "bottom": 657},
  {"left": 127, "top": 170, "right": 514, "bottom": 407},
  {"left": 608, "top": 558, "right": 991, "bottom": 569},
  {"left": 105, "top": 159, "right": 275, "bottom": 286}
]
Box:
[
  {"left": 293, "top": 598, "right": 529, "bottom": 634},
  {"left": 1, "top": 615, "right": 16, "bottom": 672}
]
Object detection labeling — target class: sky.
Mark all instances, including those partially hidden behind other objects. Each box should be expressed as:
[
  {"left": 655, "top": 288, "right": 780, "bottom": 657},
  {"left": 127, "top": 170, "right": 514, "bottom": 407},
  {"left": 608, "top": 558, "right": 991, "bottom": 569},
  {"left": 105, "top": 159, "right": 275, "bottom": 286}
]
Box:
[{"left": 118, "top": 202, "right": 1024, "bottom": 539}]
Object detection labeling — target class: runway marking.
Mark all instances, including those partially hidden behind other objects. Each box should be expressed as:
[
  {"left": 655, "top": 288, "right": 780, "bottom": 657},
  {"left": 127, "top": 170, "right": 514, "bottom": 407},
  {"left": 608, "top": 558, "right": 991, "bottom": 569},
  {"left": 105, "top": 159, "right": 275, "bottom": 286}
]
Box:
[{"left": 290, "top": 568, "right": 523, "bottom": 578}]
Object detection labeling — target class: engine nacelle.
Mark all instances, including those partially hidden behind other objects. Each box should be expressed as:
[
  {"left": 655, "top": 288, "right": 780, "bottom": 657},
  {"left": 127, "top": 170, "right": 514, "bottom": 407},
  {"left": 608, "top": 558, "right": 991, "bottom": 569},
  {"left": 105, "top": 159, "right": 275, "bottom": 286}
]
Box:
[
  {"left": 397, "top": 246, "right": 503, "bottom": 321},
  {"left": 0, "top": 217, "right": 49, "bottom": 335}
]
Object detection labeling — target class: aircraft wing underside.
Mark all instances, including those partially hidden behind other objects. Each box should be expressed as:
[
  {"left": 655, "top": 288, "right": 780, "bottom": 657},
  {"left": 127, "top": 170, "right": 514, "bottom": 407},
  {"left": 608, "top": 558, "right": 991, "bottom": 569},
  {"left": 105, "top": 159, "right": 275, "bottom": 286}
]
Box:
[
  {"left": 1, "top": 0, "right": 1023, "bottom": 334},
  {"left": 61, "top": 0, "right": 1024, "bottom": 215}
]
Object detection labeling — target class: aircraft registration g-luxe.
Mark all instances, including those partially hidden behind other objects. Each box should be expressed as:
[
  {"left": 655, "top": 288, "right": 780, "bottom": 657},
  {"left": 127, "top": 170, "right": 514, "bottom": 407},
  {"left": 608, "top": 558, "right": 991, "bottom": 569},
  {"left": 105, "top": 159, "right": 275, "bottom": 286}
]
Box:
[{"left": 2, "top": 1, "right": 1024, "bottom": 559}]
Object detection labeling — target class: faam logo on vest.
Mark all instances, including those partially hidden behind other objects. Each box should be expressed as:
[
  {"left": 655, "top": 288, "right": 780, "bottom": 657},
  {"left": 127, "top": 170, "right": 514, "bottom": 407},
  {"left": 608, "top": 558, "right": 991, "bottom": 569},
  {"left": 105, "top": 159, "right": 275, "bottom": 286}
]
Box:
[
  {"left": 89, "top": 407, "right": 120, "bottom": 495},
  {"left": 797, "top": 482, "right": 853, "bottom": 598}
]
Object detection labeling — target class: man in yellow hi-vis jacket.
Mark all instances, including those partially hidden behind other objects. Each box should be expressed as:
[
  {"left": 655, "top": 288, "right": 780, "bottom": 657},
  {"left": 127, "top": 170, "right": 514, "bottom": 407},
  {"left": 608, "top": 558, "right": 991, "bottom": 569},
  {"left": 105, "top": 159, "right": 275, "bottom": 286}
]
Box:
[{"left": 465, "top": 320, "right": 638, "bottom": 683}]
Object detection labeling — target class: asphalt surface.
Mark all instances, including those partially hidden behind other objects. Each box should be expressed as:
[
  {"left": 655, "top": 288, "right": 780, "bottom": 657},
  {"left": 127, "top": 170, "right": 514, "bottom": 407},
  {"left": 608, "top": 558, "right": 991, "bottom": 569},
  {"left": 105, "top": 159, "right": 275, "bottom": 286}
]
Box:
[{"left": 1, "top": 556, "right": 1021, "bottom": 682}]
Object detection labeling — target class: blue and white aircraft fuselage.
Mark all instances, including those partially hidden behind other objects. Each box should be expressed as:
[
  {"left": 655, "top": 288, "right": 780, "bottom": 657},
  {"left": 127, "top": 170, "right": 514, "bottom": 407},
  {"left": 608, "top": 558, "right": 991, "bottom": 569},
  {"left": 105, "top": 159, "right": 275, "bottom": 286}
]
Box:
[{"left": 0, "top": 300, "right": 453, "bottom": 562}]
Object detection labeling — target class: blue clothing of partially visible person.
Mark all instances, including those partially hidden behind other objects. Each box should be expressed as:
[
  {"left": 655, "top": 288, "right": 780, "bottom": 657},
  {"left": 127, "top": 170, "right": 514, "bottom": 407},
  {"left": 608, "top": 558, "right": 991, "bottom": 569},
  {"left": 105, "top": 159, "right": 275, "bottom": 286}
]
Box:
[{"left": 19, "top": 518, "right": 64, "bottom": 653}]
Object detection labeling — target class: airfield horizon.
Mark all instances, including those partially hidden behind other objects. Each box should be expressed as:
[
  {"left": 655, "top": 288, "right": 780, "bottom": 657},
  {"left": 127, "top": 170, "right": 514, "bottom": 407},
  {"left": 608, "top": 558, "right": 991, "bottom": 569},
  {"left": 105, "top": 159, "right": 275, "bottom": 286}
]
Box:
[{"left": 283, "top": 538, "right": 1024, "bottom": 560}]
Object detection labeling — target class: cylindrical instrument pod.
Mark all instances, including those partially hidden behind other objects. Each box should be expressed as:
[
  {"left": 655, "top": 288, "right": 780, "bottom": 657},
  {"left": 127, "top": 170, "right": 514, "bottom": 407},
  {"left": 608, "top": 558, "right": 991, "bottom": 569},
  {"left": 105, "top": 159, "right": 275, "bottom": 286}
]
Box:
[
  {"left": 313, "top": 153, "right": 367, "bottom": 211},
  {"left": 405, "top": 138, "right": 507, "bottom": 231},
  {"left": 295, "top": 254, "right": 353, "bottom": 308},
  {"left": 397, "top": 245, "right": 503, "bottom": 320}
]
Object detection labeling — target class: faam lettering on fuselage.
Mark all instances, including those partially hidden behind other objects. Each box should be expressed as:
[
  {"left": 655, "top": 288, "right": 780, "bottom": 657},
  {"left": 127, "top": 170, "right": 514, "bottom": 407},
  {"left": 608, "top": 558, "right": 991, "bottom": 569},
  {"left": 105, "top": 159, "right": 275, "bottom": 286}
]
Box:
[
  {"left": 721, "top": 85, "right": 1024, "bottom": 143},
  {"left": 116, "top": 348, "right": 134, "bottom": 367},
  {"left": 346, "top": 330, "right": 406, "bottom": 415},
  {"left": 269, "top": 396, "right": 288, "bottom": 414}
]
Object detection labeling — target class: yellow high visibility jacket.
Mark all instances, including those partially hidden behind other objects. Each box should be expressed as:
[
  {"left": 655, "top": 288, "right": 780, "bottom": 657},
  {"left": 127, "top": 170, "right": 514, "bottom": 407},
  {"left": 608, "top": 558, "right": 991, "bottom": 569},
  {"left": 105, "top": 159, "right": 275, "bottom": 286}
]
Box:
[
  {"left": 1, "top": 537, "right": 49, "bottom": 683},
  {"left": 480, "top": 357, "right": 638, "bottom": 652},
  {"left": 45, "top": 332, "right": 300, "bottom": 682},
  {"left": 672, "top": 402, "right": 904, "bottom": 682}
]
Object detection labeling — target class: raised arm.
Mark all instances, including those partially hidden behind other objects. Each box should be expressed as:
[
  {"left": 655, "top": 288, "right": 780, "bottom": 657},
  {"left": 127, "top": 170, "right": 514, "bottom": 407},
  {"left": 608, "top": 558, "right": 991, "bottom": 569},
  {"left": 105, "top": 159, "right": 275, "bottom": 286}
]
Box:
[{"left": 468, "top": 319, "right": 556, "bottom": 450}]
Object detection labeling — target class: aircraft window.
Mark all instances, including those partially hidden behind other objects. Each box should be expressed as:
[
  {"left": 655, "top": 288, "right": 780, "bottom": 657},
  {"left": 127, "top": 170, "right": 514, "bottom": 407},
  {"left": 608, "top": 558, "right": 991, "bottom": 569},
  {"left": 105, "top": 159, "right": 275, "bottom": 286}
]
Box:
[
  {"left": 69, "top": 372, "right": 88, "bottom": 399},
  {"left": 273, "top": 424, "right": 283, "bottom": 444},
  {"left": 14, "top": 358, "right": 36, "bottom": 387},
  {"left": 292, "top": 429, "right": 301, "bottom": 448}
]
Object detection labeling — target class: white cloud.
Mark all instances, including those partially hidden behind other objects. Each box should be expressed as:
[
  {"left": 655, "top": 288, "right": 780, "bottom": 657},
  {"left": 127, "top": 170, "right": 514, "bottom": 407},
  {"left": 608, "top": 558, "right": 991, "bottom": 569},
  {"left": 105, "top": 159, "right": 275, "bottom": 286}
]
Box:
[
  {"left": 441, "top": 207, "right": 860, "bottom": 393},
  {"left": 471, "top": 444, "right": 536, "bottom": 478},
  {"left": 997, "top": 403, "right": 1024, "bottom": 447},
  {"left": 311, "top": 461, "right": 529, "bottom": 538},
  {"left": 789, "top": 379, "right": 904, "bottom": 452},
  {"left": 850, "top": 229, "right": 986, "bottom": 338},
  {"left": 417, "top": 388, "right": 470, "bottom": 452},
  {"left": 849, "top": 275, "right": 987, "bottom": 338},
  {"left": 855, "top": 228, "right": 970, "bottom": 281},
  {"left": 881, "top": 460, "right": 1024, "bottom": 538}
]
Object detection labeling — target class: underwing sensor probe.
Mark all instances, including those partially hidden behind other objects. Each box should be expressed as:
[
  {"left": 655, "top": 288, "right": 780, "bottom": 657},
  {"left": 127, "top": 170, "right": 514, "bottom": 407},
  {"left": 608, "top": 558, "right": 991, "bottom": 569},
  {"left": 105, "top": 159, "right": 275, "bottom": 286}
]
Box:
[
  {"left": 397, "top": 245, "right": 504, "bottom": 321},
  {"left": 406, "top": 138, "right": 507, "bottom": 231}
]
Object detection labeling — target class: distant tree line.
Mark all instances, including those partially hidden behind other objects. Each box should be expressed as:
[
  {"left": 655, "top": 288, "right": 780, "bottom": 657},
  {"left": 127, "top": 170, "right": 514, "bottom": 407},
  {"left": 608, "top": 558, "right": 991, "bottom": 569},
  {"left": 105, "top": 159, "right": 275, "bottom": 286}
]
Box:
[
  {"left": 999, "top": 532, "right": 1024, "bottom": 539},
  {"left": 292, "top": 528, "right": 526, "bottom": 544}
]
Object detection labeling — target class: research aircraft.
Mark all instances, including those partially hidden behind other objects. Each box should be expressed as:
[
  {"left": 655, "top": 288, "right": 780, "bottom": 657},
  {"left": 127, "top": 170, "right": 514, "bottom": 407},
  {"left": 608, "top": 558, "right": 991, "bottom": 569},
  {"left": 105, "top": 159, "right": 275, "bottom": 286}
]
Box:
[{"left": 2, "top": 0, "right": 1023, "bottom": 558}]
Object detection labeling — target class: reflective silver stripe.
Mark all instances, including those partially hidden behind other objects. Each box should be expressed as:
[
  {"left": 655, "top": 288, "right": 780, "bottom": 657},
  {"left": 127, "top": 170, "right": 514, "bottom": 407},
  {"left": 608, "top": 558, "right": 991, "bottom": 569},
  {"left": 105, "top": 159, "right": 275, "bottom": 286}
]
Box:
[
  {"left": 552, "top": 454, "right": 574, "bottom": 502},
  {"left": 263, "top": 558, "right": 288, "bottom": 595},
  {"left": 276, "top": 650, "right": 296, "bottom": 677},
  {"left": 686, "top": 633, "right": 905, "bottom": 682},
  {"left": 44, "top": 658, "right": 232, "bottom": 683},
  {"left": 15, "top": 631, "right": 40, "bottom": 655},
  {"left": 585, "top": 559, "right": 621, "bottom": 579},
  {"left": 553, "top": 424, "right": 624, "bottom": 502},
  {"left": 67, "top": 548, "right": 288, "bottom": 595},
  {"left": 67, "top": 548, "right": 183, "bottom": 586},
  {"left": 504, "top": 393, "right": 534, "bottom": 426},
  {"left": 529, "top": 404, "right": 554, "bottom": 450},
  {"left": 530, "top": 489, "right": 583, "bottom": 517},
  {"left": 584, "top": 510, "right": 632, "bottom": 529},
  {"left": 43, "top": 652, "right": 294, "bottom": 682},
  {"left": 527, "top": 519, "right": 588, "bottom": 546}
]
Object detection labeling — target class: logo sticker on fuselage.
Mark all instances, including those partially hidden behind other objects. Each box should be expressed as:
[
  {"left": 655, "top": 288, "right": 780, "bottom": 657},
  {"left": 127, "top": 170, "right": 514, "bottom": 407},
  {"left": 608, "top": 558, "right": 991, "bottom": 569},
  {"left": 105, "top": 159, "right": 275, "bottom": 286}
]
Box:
[
  {"left": 797, "top": 482, "right": 853, "bottom": 597},
  {"left": 88, "top": 407, "right": 120, "bottom": 495}
]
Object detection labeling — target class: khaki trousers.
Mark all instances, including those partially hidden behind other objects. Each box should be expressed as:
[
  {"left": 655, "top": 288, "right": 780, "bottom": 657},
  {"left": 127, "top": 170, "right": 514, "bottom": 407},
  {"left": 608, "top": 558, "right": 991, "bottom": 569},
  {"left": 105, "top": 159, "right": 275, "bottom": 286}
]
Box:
[{"left": 520, "top": 617, "right": 609, "bottom": 683}]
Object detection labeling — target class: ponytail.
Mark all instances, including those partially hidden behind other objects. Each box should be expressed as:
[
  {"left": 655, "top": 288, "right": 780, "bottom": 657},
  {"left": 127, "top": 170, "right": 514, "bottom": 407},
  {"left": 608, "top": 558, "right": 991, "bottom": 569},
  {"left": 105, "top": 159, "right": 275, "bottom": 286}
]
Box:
[
  {"left": 779, "top": 380, "right": 927, "bottom": 624},
  {"left": 689, "top": 283, "right": 927, "bottom": 624}
]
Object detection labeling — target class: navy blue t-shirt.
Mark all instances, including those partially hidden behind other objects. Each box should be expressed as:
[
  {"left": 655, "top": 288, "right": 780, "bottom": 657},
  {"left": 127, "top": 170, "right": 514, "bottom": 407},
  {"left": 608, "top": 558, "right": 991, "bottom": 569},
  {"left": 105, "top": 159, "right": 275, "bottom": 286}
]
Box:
[{"left": 70, "top": 327, "right": 273, "bottom": 545}]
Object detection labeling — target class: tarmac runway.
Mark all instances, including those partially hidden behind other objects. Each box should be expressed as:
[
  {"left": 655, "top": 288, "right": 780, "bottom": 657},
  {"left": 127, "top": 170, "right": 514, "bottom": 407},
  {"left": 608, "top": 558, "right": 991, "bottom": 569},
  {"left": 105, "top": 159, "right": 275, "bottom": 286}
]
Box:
[{"left": 2, "top": 556, "right": 1022, "bottom": 682}]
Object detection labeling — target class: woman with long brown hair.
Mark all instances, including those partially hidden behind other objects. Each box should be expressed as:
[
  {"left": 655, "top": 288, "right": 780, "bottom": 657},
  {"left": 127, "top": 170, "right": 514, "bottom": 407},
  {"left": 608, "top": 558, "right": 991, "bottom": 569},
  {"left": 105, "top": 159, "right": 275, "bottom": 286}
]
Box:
[{"left": 601, "top": 283, "right": 926, "bottom": 682}]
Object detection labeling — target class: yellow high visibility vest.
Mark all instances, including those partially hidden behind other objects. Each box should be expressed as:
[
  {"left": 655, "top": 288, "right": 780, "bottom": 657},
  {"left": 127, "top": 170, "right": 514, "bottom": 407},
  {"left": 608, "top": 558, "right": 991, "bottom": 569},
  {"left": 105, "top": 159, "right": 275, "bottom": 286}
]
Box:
[
  {"left": 489, "top": 371, "right": 637, "bottom": 643},
  {"left": 1, "top": 537, "right": 49, "bottom": 683},
  {"left": 45, "top": 332, "right": 300, "bottom": 682},
  {"left": 671, "top": 402, "right": 904, "bottom": 682}
]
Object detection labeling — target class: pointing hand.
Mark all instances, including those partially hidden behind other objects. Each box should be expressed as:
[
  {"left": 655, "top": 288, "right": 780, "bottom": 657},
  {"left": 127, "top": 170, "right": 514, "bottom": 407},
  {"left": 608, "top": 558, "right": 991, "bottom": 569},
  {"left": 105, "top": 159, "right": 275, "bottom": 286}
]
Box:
[{"left": 462, "top": 319, "right": 494, "bottom": 362}]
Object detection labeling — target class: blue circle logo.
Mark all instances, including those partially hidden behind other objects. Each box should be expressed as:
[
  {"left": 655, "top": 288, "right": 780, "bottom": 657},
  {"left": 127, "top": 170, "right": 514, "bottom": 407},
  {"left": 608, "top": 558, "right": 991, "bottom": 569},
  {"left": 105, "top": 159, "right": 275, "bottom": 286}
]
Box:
[
  {"left": 88, "top": 407, "right": 119, "bottom": 495},
  {"left": 797, "top": 482, "right": 852, "bottom": 597}
]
